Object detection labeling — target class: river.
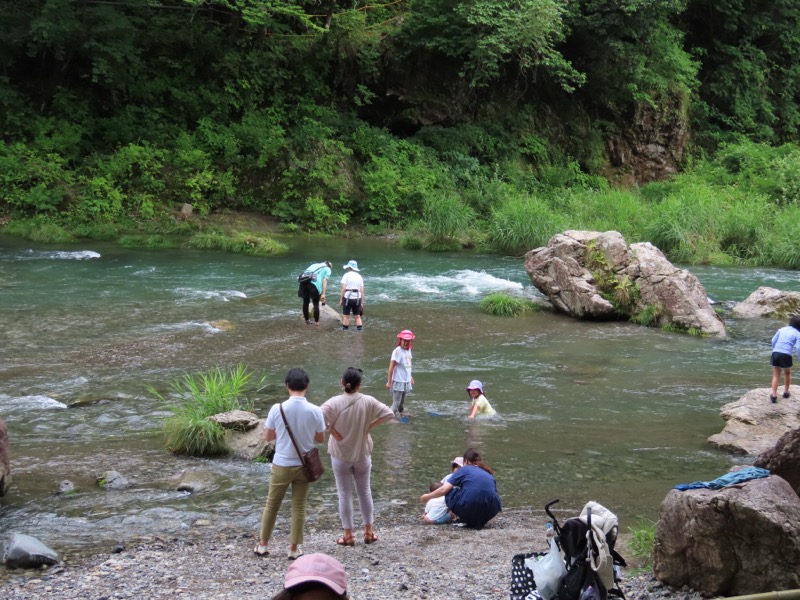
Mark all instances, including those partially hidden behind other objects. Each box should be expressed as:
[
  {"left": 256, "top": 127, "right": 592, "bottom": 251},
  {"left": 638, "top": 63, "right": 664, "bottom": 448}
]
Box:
[{"left": 0, "top": 233, "right": 795, "bottom": 554}]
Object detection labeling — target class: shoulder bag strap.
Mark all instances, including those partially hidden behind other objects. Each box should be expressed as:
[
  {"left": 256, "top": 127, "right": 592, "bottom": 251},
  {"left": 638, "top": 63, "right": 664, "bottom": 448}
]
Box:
[{"left": 280, "top": 402, "right": 306, "bottom": 463}]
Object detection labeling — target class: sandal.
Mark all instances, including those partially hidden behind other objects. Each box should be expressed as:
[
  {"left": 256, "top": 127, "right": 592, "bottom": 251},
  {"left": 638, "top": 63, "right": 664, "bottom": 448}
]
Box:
[
  {"left": 364, "top": 532, "right": 379, "bottom": 545},
  {"left": 254, "top": 544, "right": 269, "bottom": 557},
  {"left": 336, "top": 535, "right": 355, "bottom": 547}
]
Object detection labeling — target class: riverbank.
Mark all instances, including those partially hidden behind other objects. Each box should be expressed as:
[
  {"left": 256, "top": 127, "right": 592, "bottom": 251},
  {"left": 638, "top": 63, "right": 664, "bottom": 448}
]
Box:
[{"left": 0, "top": 509, "right": 703, "bottom": 600}]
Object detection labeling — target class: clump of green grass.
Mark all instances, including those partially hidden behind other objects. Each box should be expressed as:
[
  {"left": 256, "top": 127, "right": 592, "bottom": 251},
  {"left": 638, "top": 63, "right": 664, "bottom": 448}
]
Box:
[
  {"left": 153, "top": 365, "right": 266, "bottom": 457},
  {"left": 119, "top": 234, "right": 179, "bottom": 249},
  {"left": 187, "top": 231, "right": 288, "bottom": 256},
  {"left": 480, "top": 293, "right": 542, "bottom": 316},
  {"left": 4, "top": 218, "right": 75, "bottom": 243},
  {"left": 626, "top": 518, "right": 656, "bottom": 573}
]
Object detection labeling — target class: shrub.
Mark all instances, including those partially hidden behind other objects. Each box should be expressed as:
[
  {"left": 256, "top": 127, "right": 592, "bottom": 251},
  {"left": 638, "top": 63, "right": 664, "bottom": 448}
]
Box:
[
  {"left": 486, "top": 194, "right": 564, "bottom": 255},
  {"left": 119, "top": 234, "right": 179, "bottom": 249},
  {"left": 480, "top": 293, "right": 541, "bottom": 317},
  {"left": 153, "top": 365, "right": 266, "bottom": 457}
]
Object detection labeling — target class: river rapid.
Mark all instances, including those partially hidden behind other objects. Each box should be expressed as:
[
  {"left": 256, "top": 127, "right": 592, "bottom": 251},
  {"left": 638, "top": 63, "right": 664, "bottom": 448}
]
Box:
[{"left": 0, "top": 233, "right": 796, "bottom": 554}]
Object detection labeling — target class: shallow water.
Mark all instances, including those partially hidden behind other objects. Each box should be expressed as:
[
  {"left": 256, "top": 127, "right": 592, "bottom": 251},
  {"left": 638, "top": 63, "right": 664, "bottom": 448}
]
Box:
[{"left": 0, "top": 234, "right": 794, "bottom": 552}]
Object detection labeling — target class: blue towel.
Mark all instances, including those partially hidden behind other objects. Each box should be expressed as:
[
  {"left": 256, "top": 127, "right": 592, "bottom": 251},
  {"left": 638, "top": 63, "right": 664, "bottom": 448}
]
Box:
[{"left": 674, "top": 467, "right": 770, "bottom": 491}]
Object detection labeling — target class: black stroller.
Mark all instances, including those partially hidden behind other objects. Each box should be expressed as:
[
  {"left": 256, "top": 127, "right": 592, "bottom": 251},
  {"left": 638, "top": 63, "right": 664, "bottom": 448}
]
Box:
[{"left": 511, "top": 499, "right": 627, "bottom": 600}]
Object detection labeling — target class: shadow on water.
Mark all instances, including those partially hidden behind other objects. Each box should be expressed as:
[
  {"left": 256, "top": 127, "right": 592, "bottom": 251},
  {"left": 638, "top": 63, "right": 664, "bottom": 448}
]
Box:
[{"left": 0, "top": 235, "right": 792, "bottom": 554}]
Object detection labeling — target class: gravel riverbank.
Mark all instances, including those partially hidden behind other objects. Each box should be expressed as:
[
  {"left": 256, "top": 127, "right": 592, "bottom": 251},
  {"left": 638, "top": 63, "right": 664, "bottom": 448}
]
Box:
[{"left": 0, "top": 508, "right": 704, "bottom": 600}]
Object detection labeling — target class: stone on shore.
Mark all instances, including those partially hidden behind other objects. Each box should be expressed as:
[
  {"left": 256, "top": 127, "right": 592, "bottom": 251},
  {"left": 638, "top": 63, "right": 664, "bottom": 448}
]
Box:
[
  {"left": 654, "top": 472, "right": 800, "bottom": 595},
  {"left": 754, "top": 427, "right": 800, "bottom": 494},
  {"left": 2, "top": 533, "right": 59, "bottom": 569},
  {"left": 707, "top": 386, "right": 800, "bottom": 455}
]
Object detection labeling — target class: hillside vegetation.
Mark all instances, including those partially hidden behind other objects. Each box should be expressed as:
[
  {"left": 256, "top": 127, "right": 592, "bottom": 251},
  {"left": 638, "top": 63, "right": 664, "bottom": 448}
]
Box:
[{"left": 2, "top": 1, "right": 799, "bottom": 266}]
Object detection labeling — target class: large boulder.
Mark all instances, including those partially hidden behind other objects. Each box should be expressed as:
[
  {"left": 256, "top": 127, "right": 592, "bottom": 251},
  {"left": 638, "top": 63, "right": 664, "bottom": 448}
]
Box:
[
  {"left": 524, "top": 231, "right": 726, "bottom": 336},
  {"left": 708, "top": 387, "right": 800, "bottom": 455},
  {"left": 654, "top": 473, "right": 800, "bottom": 594},
  {"left": 0, "top": 418, "right": 10, "bottom": 496},
  {"left": 731, "top": 286, "right": 800, "bottom": 319},
  {"left": 754, "top": 427, "right": 800, "bottom": 494}
]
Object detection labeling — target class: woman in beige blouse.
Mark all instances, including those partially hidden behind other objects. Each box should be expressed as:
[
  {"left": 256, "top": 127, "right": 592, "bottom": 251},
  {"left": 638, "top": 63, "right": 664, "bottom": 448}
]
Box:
[{"left": 321, "top": 367, "right": 395, "bottom": 546}]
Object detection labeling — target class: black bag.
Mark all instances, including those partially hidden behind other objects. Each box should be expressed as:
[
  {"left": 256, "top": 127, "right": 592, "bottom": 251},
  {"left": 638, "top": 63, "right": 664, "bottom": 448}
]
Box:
[{"left": 298, "top": 270, "right": 316, "bottom": 284}]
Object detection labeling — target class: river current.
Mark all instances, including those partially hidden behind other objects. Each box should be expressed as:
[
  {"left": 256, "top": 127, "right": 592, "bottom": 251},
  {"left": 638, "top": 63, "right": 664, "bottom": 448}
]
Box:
[{"left": 0, "top": 234, "right": 796, "bottom": 553}]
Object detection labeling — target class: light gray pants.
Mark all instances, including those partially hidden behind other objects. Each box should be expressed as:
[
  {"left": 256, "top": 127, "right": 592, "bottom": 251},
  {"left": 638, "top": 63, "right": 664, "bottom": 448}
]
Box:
[
  {"left": 331, "top": 455, "right": 373, "bottom": 530},
  {"left": 390, "top": 389, "right": 407, "bottom": 414}
]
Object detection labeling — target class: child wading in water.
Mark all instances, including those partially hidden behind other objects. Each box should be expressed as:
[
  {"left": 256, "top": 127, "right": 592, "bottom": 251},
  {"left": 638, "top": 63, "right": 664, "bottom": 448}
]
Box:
[
  {"left": 466, "top": 380, "right": 496, "bottom": 419},
  {"left": 387, "top": 330, "right": 414, "bottom": 417},
  {"left": 770, "top": 315, "right": 800, "bottom": 403}
]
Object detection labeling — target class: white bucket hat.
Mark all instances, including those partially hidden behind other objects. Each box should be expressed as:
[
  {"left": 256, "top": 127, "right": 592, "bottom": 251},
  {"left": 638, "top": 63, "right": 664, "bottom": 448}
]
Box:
[{"left": 343, "top": 260, "right": 360, "bottom": 271}]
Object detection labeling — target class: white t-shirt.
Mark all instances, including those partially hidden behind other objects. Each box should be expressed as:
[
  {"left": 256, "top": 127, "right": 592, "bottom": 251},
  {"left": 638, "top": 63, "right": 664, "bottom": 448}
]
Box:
[
  {"left": 341, "top": 271, "right": 364, "bottom": 300},
  {"left": 265, "top": 397, "right": 325, "bottom": 467},
  {"left": 390, "top": 346, "right": 412, "bottom": 383},
  {"left": 424, "top": 497, "right": 451, "bottom": 524}
]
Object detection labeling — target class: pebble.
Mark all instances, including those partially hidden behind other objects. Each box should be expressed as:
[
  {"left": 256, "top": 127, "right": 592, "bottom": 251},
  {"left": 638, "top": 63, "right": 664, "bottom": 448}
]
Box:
[{"left": 0, "top": 511, "right": 706, "bottom": 600}]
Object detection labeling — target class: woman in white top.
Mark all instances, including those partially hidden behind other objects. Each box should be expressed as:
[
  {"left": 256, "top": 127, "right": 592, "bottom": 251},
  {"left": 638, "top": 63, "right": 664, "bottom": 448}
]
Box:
[
  {"left": 321, "top": 367, "right": 395, "bottom": 546},
  {"left": 339, "top": 259, "right": 364, "bottom": 331}
]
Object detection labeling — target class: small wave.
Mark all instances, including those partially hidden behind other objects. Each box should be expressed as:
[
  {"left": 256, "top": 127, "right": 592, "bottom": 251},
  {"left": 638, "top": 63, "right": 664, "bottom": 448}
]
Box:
[
  {"left": 13, "top": 250, "right": 101, "bottom": 261},
  {"left": 372, "top": 269, "right": 522, "bottom": 301},
  {"left": 173, "top": 287, "right": 248, "bottom": 303},
  {"left": 1, "top": 394, "right": 68, "bottom": 410}
]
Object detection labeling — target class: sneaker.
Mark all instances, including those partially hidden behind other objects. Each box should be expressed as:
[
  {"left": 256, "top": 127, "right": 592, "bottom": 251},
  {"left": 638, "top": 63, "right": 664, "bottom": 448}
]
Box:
[
  {"left": 770, "top": 395, "right": 778, "bottom": 403},
  {"left": 288, "top": 549, "right": 304, "bottom": 560},
  {"left": 254, "top": 544, "right": 269, "bottom": 557},
  {"left": 783, "top": 391, "right": 791, "bottom": 399}
]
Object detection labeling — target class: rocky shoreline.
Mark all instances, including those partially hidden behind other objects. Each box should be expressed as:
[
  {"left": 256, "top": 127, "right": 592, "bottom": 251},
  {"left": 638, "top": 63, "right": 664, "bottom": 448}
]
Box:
[{"left": 0, "top": 509, "right": 706, "bottom": 600}]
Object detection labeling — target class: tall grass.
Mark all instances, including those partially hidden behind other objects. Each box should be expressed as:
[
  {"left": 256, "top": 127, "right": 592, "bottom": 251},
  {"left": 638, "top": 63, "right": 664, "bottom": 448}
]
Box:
[
  {"left": 418, "top": 191, "right": 476, "bottom": 251},
  {"left": 485, "top": 194, "right": 564, "bottom": 255},
  {"left": 154, "top": 365, "right": 266, "bottom": 457}
]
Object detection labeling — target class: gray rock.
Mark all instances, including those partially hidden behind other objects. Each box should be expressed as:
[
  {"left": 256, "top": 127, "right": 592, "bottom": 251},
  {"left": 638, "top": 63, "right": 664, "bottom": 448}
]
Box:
[
  {"left": 176, "top": 470, "right": 218, "bottom": 494},
  {"left": 0, "top": 418, "right": 10, "bottom": 496},
  {"left": 524, "top": 231, "right": 725, "bottom": 336},
  {"left": 731, "top": 286, "right": 800, "bottom": 319},
  {"left": 708, "top": 387, "right": 800, "bottom": 455},
  {"left": 223, "top": 416, "right": 272, "bottom": 461},
  {"left": 97, "top": 470, "right": 130, "bottom": 490},
  {"left": 2, "top": 533, "right": 59, "bottom": 569},
  {"left": 754, "top": 426, "right": 800, "bottom": 494},
  {"left": 209, "top": 410, "right": 260, "bottom": 431},
  {"left": 654, "top": 472, "right": 800, "bottom": 594},
  {"left": 57, "top": 480, "right": 76, "bottom": 495}
]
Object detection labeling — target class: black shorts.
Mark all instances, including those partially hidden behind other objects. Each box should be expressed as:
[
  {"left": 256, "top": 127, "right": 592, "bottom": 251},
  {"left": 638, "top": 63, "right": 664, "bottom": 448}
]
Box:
[
  {"left": 771, "top": 352, "right": 793, "bottom": 369},
  {"left": 342, "top": 297, "right": 362, "bottom": 316}
]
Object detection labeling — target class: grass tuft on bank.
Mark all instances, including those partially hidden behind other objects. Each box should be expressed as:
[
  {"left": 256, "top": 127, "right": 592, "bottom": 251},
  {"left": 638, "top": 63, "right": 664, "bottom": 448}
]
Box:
[{"left": 153, "top": 365, "right": 266, "bottom": 457}]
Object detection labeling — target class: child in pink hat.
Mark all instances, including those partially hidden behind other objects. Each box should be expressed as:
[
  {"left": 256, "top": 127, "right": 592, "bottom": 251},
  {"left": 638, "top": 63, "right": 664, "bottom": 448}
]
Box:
[
  {"left": 466, "top": 380, "right": 496, "bottom": 419},
  {"left": 272, "top": 552, "right": 348, "bottom": 599}
]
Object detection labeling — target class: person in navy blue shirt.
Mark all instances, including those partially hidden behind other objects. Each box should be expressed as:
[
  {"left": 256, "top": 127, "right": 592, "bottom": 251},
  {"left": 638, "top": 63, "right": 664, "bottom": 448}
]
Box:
[{"left": 419, "top": 447, "right": 501, "bottom": 530}]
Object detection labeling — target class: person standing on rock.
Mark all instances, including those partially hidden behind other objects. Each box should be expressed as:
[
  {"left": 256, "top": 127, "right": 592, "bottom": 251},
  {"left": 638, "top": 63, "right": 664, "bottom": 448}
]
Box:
[
  {"left": 339, "top": 260, "right": 364, "bottom": 332},
  {"left": 386, "top": 330, "right": 415, "bottom": 417},
  {"left": 256, "top": 368, "right": 326, "bottom": 560},
  {"left": 321, "top": 367, "right": 395, "bottom": 547},
  {"left": 298, "top": 261, "right": 332, "bottom": 326},
  {"left": 770, "top": 315, "right": 800, "bottom": 402}
]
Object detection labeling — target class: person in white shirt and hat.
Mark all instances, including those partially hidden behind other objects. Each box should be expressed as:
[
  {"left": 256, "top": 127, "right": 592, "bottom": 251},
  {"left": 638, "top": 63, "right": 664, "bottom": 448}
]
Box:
[
  {"left": 466, "top": 380, "right": 496, "bottom": 419},
  {"left": 339, "top": 260, "right": 364, "bottom": 331}
]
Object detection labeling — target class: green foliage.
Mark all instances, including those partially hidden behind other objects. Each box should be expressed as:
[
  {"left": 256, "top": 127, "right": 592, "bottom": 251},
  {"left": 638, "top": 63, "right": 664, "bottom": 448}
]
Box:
[
  {"left": 187, "top": 231, "right": 288, "bottom": 256},
  {"left": 416, "top": 191, "right": 476, "bottom": 251},
  {"left": 153, "top": 365, "right": 266, "bottom": 457},
  {"left": 626, "top": 518, "right": 655, "bottom": 572},
  {"left": 119, "top": 234, "right": 179, "bottom": 249},
  {"left": 480, "top": 293, "right": 542, "bottom": 316},
  {"left": 485, "top": 194, "right": 564, "bottom": 255},
  {"left": 4, "top": 217, "right": 75, "bottom": 243},
  {"left": 0, "top": 142, "right": 75, "bottom": 215},
  {"left": 630, "top": 303, "right": 663, "bottom": 328}
]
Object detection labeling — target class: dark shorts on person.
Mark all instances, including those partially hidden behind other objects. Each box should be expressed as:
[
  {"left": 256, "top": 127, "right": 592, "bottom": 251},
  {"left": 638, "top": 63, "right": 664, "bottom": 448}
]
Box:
[
  {"left": 771, "top": 352, "right": 793, "bottom": 369},
  {"left": 342, "top": 297, "right": 362, "bottom": 316}
]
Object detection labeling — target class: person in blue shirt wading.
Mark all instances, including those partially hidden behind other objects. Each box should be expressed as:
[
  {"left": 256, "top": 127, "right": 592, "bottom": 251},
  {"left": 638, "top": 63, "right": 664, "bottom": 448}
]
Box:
[
  {"left": 770, "top": 314, "right": 800, "bottom": 402},
  {"left": 298, "top": 261, "right": 332, "bottom": 326}
]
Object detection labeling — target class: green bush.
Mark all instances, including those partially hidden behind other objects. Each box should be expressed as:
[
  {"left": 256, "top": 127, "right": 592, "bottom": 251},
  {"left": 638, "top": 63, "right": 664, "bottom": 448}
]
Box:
[
  {"left": 4, "top": 217, "right": 75, "bottom": 243},
  {"left": 154, "top": 365, "right": 266, "bottom": 457},
  {"left": 480, "top": 293, "right": 541, "bottom": 317},
  {"left": 626, "top": 518, "right": 655, "bottom": 572},
  {"left": 119, "top": 234, "right": 179, "bottom": 249}
]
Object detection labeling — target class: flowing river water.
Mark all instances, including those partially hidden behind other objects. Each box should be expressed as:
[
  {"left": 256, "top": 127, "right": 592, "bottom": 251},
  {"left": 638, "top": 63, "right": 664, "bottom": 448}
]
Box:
[{"left": 1, "top": 233, "right": 797, "bottom": 555}]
